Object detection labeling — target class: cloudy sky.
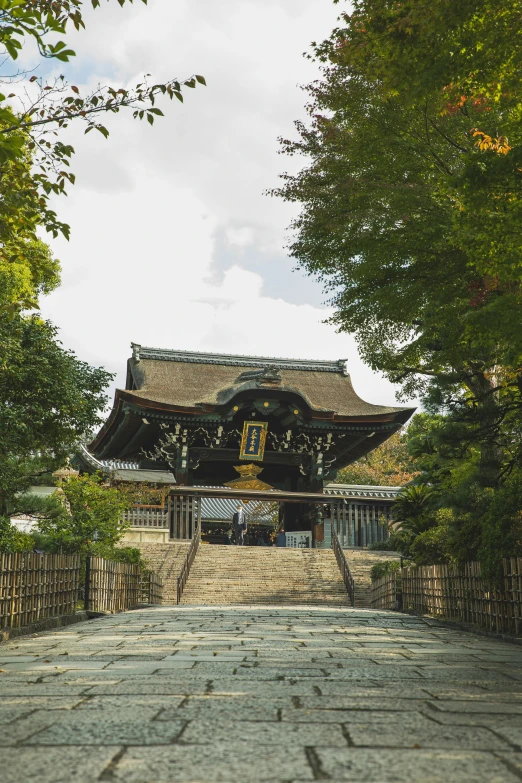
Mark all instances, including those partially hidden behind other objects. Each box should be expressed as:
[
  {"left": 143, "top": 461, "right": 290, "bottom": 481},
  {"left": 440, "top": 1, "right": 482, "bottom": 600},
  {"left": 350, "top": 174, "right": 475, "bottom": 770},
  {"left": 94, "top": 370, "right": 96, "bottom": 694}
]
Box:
[{"left": 35, "top": 0, "right": 410, "bottom": 411}]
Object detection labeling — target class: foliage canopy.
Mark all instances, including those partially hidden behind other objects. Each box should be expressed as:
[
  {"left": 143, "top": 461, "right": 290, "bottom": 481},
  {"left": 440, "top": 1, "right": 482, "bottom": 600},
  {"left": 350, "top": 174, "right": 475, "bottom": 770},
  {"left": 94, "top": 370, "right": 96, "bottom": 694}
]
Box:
[
  {"left": 0, "top": 0, "right": 205, "bottom": 310},
  {"left": 0, "top": 311, "right": 112, "bottom": 508},
  {"left": 274, "top": 0, "right": 522, "bottom": 493}
]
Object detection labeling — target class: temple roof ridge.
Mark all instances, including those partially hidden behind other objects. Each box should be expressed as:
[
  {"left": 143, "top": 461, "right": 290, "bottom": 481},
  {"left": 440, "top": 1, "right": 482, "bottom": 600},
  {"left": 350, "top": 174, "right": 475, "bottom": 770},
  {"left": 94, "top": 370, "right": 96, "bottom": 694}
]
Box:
[{"left": 131, "top": 343, "right": 348, "bottom": 375}]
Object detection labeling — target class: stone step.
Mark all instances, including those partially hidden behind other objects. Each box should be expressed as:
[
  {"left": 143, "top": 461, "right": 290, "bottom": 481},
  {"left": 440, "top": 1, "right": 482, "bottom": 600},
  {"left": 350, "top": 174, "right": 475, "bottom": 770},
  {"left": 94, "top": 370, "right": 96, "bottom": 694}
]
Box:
[
  {"left": 180, "top": 547, "right": 350, "bottom": 607},
  {"left": 134, "top": 540, "right": 399, "bottom": 609}
]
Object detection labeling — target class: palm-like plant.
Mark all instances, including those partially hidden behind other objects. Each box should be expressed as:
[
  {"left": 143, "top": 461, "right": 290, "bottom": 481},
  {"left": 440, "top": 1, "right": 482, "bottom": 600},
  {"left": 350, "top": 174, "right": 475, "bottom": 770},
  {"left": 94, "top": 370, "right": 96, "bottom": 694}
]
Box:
[{"left": 392, "top": 485, "right": 437, "bottom": 536}]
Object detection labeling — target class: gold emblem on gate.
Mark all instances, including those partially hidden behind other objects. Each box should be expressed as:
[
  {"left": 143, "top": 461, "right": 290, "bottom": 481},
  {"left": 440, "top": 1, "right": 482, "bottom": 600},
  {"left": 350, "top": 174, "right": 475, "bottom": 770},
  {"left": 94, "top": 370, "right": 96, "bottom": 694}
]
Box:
[{"left": 224, "top": 464, "right": 273, "bottom": 491}]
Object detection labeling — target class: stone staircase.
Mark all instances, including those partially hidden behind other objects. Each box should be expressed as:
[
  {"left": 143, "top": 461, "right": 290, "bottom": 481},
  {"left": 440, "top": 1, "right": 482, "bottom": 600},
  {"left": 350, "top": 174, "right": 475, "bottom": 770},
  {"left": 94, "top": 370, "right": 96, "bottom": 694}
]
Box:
[
  {"left": 344, "top": 547, "right": 401, "bottom": 608},
  {"left": 137, "top": 541, "right": 400, "bottom": 608},
  {"left": 139, "top": 542, "right": 190, "bottom": 604},
  {"left": 180, "top": 545, "right": 351, "bottom": 606}
]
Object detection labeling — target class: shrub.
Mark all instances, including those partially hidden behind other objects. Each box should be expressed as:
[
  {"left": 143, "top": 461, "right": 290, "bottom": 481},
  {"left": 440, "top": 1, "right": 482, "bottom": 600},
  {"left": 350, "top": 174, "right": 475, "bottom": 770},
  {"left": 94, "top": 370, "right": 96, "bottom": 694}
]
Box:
[
  {"left": 409, "top": 525, "right": 451, "bottom": 566},
  {"left": 370, "top": 560, "right": 401, "bottom": 582},
  {"left": 0, "top": 517, "right": 35, "bottom": 553}
]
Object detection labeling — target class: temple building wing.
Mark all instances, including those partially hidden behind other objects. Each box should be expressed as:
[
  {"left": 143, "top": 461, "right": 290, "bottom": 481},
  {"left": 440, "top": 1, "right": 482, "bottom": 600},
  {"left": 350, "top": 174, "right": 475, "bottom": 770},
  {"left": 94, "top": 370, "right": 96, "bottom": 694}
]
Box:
[{"left": 89, "top": 344, "right": 415, "bottom": 491}]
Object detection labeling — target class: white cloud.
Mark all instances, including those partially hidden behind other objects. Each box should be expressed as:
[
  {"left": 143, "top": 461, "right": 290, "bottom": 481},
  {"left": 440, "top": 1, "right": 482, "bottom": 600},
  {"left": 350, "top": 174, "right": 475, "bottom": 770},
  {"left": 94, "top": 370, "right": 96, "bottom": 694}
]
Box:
[{"left": 38, "top": 0, "right": 412, "bottom": 412}]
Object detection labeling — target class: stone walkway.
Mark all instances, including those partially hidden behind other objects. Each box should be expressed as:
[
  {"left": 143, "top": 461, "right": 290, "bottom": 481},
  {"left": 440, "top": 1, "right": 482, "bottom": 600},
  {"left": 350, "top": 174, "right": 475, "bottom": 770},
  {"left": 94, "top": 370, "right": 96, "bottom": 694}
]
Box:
[{"left": 2, "top": 606, "right": 522, "bottom": 782}]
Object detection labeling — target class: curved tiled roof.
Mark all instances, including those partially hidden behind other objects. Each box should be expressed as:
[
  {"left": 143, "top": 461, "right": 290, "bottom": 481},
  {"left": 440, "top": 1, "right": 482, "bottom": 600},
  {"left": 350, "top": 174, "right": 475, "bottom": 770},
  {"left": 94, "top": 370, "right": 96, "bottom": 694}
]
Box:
[
  {"left": 122, "top": 344, "right": 414, "bottom": 421},
  {"left": 76, "top": 446, "right": 175, "bottom": 484}
]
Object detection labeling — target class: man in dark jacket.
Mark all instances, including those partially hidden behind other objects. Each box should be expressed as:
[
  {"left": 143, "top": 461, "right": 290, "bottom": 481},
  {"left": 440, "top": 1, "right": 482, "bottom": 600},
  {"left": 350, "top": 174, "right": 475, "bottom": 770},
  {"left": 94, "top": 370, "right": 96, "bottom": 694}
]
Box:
[
  {"left": 232, "top": 504, "right": 247, "bottom": 546},
  {"left": 275, "top": 528, "right": 286, "bottom": 547}
]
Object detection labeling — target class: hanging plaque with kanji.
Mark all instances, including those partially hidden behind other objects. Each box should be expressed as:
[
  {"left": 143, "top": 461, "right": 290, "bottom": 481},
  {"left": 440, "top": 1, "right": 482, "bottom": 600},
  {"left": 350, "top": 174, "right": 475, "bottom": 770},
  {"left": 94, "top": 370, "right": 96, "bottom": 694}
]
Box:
[{"left": 239, "top": 421, "right": 268, "bottom": 461}]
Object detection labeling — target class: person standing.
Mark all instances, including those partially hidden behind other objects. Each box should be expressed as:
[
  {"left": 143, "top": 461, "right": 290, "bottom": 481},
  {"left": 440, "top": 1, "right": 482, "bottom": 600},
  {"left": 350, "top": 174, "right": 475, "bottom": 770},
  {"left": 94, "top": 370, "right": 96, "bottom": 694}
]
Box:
[
  {"left": 232, "top": 504, "right": 247, "bottom": 546},
  {"left": 275, "top": 528, "right": 286, "bottom": 547}
]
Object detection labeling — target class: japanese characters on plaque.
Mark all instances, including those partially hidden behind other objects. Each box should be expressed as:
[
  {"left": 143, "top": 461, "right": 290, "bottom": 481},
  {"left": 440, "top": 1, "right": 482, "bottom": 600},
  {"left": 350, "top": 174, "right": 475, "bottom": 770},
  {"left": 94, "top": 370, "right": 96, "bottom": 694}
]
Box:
[
  {"left": 286, "top": 531, "right": 312, "bottom": 549},
  {"left": 239, "top": 421, "right": 268, "bottom": 461}
]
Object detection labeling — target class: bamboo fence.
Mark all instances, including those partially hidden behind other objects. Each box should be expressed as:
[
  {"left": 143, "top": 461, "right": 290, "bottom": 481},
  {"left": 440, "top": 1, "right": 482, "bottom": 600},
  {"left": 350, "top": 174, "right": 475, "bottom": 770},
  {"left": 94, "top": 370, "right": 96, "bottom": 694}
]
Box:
[
  {"left": 140, "top": 570, "right": 163, "bottom": 605},
  {"left": 402, "top": 559, "right": 522, "bottom": 635},
  {"left": 370, "top": 558, "right": 522, "bottom": 636},
  {"left": 85, "top": 557, "right": 142, "bottom": 613},
  {"left": 0, "top": 552, "right": 80, "bottom": 629},
  {"left": 370, "top": 571, "right": 399, "bottom": 610}
]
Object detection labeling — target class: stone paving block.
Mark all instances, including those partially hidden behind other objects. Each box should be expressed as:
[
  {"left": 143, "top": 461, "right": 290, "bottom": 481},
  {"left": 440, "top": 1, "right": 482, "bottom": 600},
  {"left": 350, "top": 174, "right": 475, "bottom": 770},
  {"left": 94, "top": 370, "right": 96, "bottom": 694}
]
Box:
[
  {"left": 104, "top": 660, "right": 195, "bottom": 673},
  {"left": 0, "top": 712, "right": 59, "bottom": 744},
  {"left": 416, "top": 666, "right": 511, "bottom": 681},
  {"left": 226, "top": 665, "right": 327, "bottom": 679},
  {"left": 315, "top": 748, "right": 519, "bottom": 782},
  {"left": 312, "top": 681, "right": 432, "bottom": 697},
  {"left": 426, "top": 710, "right": 522, "bottom": 727},
  {"left": 347, "top": 721, "right": 512, "bottom": 750},
  {"left": 0, "top": 706, "right": 40, "bottom": 723},
  {"left": 1, "top": 659, "right": 109, "bottom": 672},
  {"left": 0, "top": 695, "right": 83, "bottom": 711},
  {"left": 160, "top": 696, "right": 285, "bottom": 722},
  {"left": 489, "top": 725, "right": 522, "bottom": 747},
  {"left": 23, "top": 711, "right": 186, "bottom": 745},
  {"left": 283, "top": 708, "right": 431, "bottom": 725},
  {"left": 315, "top": 667, "right": 424, "bottom": 680},
  {"left": 164, "top": 651, "right": 247, "bottom": 661},
  {"left": 482, "top": 682, "right": 522, "bottom": 693},
  {"left": 182, "top": 718, "right": 347, "bottom": 747},
  {"left": 209, "top": 678, "right": 321, "bottom": 696},
  {"left": 1, "top": 746, "right": 119, "bottom": 783},
  {"left": 41, "top": 668, "right": 126, "bottom": 679},
  {"left": 294, "top": 696, "right": 429, "bottom": 712},
  {"left": 0, "top": 683, "right": 90, "bottom": 696},
  {"left": 111, "top": 743, "right": 314, "bottom": 781},
  {"left": 85, "top": 677, "right": 209, "bottom": 695},
  {"left": 494, "top": 752, "right": 522, "bottom": 775},
  {"left": 0, "top": 674, "right": 42, "bottom": 682},
  {"left": 491, "top": 670, "right": 522, "bottom": 681},
  {"left": 77, "top": 694, "right": 184, "bottom": 710},
  {"left": 431, "top": 700, "right": 522, "bottom": 714},
  {"left": 422, "top": 685, "right": 505, "bottom": 698}
]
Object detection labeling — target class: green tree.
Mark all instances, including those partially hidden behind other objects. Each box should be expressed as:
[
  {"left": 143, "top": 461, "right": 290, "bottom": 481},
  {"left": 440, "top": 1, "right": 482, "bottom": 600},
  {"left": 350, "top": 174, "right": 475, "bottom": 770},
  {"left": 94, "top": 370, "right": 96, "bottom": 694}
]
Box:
[
  {"left": 0, "top": 311, "right": 112, "bottom": 510},
  {"left": 273, "top": 1, "right": 522, "bottom": 489},
  {"left": 0, "top": 515, "right": 34, "bottom": 552},
  {"left": 336, "top": 429, "right": 418, "bottom": 486},
  {"left": 0, "top": 0, "right": 205, "bottom": 310},
  {"left": 36, "top": 474, "right": 131, "bottom": 555},
  {"left": 401, "top": 412, "right": 522, "bottom": 576}
]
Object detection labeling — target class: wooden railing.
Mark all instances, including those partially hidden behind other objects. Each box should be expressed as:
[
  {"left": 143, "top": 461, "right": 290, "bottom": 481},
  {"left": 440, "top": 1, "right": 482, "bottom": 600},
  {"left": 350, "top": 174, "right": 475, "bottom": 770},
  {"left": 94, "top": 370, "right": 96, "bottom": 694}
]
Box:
[
  {"left": 328, "top": 500, "right": 391, "bottom": 547},
  {"left": 331, "top": 524, "right": 355, "bottom": 606},
  {"left": 176, "top": 516, "right": 201, "bottom": 604},
  {"left": 0, "top": 553, "right": 80, "bottom": 629},
  {"left": 370, "top": 571, "right": 399, "bottom": 610},
  {"left": 122, "top": 508, "right": 169, "bottom": 528},
  {"left": 140, "top": 570, "right": 163, "bottom": 605},
  {"left": 85, "top": 557, "right": 141, "bottom": 613}
]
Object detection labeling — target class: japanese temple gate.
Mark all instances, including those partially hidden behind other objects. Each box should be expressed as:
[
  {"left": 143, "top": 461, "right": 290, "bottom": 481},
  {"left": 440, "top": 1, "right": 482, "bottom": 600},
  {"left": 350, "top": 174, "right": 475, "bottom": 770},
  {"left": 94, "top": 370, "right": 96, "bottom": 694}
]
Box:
[{"left": 76, "top": 345, "right": 412, "bottom": 548}]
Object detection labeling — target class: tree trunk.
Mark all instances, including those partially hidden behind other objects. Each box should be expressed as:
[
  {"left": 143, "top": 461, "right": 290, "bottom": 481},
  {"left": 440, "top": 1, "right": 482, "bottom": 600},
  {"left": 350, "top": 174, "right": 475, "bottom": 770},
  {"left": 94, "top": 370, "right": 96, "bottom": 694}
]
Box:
[{"left": 466, "top": 371, "right": 503, "bottom": 488}]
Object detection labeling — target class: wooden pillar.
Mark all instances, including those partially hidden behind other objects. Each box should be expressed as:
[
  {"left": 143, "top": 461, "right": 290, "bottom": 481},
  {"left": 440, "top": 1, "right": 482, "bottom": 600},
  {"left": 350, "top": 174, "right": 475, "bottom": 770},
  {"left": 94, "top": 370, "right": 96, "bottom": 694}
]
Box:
[
  {"left": 371, "top": 505, "right": 377, "bottom": 544},
  {"left": 171, "top": 494, "right": 198, "bottom": 540}
]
